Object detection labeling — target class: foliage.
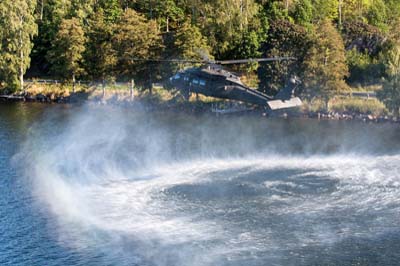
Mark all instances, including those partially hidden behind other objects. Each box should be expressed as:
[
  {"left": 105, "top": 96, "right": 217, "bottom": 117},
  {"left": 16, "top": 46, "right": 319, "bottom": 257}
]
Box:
[
  {"left": 303, "top": 20, "right": 349, "bottom": 105},
  {"left": 84, "top": 9, "right": 117, "bottom": 81},
  {"left": 2, "top": 0, "right": 400, "bottom": 114},
  {"left": 342, "top": 21, "right": 387, "bottom": 56},
  {"left": 47, "top": 18, "right": 86, "bottom": 82},
  {"left": 312, "top": 0, "right": 338, "bottom": 22},
  {"left": 112, "top": 8, "right": 162, "bottom": 85},
  {"left": 377, "top": 45, "right": 400, "bottom": 114},
  {"left": 0, "top": 0, "right": 37, "bottom": 91},
  {"left": 346, "top": 48, "right": 385, "bottom": 85},
  {"left": 174, "top": 21, "right": 211, "bottom": 61},
  {"left": 258, "top": 19, "right": 310, "bottom": 95},
  {"left": 291, "top": 0, "right": 313, "bottom": 27}
]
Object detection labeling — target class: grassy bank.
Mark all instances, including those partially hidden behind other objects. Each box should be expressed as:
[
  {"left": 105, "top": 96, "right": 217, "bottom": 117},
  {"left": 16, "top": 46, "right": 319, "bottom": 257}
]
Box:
[
  {"left": 302, "top": 97, "right": 388, "bottom": 116},
  {"left": 2, "top": 82, "right": 393, "bottom": 117}
]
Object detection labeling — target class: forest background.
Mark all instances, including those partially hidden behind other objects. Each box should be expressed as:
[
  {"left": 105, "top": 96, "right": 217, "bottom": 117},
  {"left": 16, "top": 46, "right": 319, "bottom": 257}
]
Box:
[{"left": 1, "top": 0, "right": 400, "bottom": 114}]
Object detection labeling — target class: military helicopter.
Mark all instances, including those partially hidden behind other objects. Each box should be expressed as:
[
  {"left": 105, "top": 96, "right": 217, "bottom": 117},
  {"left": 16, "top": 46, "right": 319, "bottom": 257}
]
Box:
[{"left": 138, "top": 57, "right": 302, "bottom": 111}]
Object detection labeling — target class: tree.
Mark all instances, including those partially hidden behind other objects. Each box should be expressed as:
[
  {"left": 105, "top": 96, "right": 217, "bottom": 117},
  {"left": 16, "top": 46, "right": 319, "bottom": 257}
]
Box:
[
  {"left": 30, "top": 0, "right": 71, "bottom": 77},
  {"left": 340, "top": 0, "right": 372, "bottom": 23},
  {"left": 174, "top": 21, "right": 212, "bottom": 60},
  {"left": 312, "top": 0, "right": 338, "bottom": 22},
  {"left": 342, "top": 21, "right": 387, "bottom": 56},
  {"left": 112, "top": 8, "right": 162, "bottom": 88},
  {"left": 48, "top": 18, "right": 86, "bottom": 90},
  {"left": 153, "top": 0, "right": 184, "bottom": 32},
  {"left": 303, "top": 19, "right": 349, "bottom": 108},
  {"left": 0, "top": 0, "right": 37, "bottom": 92},
  {"left": 366, "top": 0, "right": 387, "bottom": 30},
  {"left": 196, "top": 0, "right": 261, "bottom": 58},
  {"left": 258, "top": 19, "right": 310, "bottom": 95},
  {"left": 95, "top": 0, "right": 122, "bottom": 23},
  {"left": 291, "top": 0, "right": 313, "bottom": 27},
  {"left": 85, "top": 9, "right": 117, "bottom": 82},
  {"left": 377, "top": 44, "right": 400, "bottom": 114}
]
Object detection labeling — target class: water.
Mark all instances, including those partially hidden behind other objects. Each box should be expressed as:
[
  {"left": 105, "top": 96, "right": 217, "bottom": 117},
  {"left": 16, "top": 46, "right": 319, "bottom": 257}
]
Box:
[{"left": 1, "top": 102, "right": 400, "bottom": 266}]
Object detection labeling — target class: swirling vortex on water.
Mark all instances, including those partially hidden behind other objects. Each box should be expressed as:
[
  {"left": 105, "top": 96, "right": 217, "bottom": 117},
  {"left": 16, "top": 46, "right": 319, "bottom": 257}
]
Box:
[{"left": 32, "top": 153, "right": 400, "bottom": 266}]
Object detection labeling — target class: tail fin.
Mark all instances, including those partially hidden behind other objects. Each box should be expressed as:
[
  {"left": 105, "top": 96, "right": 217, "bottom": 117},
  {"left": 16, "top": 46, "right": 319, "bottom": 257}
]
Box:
[
  {"left": 266, "top": 76, "right": 302, "bottom": 111},
  {"left": 275, "top": 76, "right": 301, "bottom": 101}
]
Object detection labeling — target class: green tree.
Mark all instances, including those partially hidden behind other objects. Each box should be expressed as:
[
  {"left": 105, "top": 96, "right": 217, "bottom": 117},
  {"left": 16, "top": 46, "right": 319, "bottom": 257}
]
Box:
[
  {"left": 95, "top": 0, "right": 122, "bottom": 23},
  {"left": 48, "top": 18, "right": 86, "bottom": 90},
  {"left": 174, "top": 21, "right": 212, "bottom": 60},
  {"left": 113, "top": 8, "right": 162, "bottom": 87},
  {"left": 378, "top": 44, "right": 400, "bottom": 114},
  {"left": 291, "top": 0, "right": 313, "bottom": 27},
  {"left": 312, "top": 0, "right": 338, "bottom": 22},
  {"left": 340, "top": 0, "right": 372, "bottom": 23},
  {"left": 30, "top": 0, "right": 71, "bottom": 76},
  {"left": 85, "top": 9, "right": 117, "bottom": 82},
  {"left": 198, "top": 0, "right": 261, "bottom": 57},
  {"left": 366, "top": 0, "right": 387, "bottom": 30},
  {"left": 303, "top": 19, "right": 349, "bottom": 108},
  {"left": 258, "top": 20, "right": 310, "bottom": 95},
  {"left": 0, "top": 0, "right": 37, "bottom": 91}
]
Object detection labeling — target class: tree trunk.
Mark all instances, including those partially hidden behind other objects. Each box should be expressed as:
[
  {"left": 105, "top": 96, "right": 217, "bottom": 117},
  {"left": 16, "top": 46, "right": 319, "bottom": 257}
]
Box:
[
  {"left": 325, "top": 98, "right": 330, "bottom": 111},
  {"left": 19, "top": 16, "right": 24, "bottom": 92},
  {"left": 72, "top": 74, "right": 76, "bottom": 93},
  {"left": 19, "top": 44, "right": 24, "bottom": 92},
  {"left": 130, "top": 79, "right": 134, "bottom": 101},
  {"left": 40, "top": 0, "right": 44, "bottom": 21},
  {"left": 102, "top": 79, "right": 106, "bottom": 97},
  {"left": 166, "top": 17, "right": 169, "bottom": 32},
  {"left": 339, "top": 1, "right": 342, "bottom": 24},
  {"left": 20, "top": 68, "right": 24, "bottom": 92}
]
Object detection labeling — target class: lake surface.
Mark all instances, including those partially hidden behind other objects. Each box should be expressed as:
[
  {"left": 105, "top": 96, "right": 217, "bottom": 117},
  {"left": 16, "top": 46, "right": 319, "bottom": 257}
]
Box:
[{"left": 1, "top": 102, "right": 400, "bottom": 266}]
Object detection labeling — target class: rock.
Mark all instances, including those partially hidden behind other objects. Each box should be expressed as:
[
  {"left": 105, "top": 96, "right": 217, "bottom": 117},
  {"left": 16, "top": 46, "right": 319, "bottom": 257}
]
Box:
[{"left": 36, "top": 93, "right": 46, "bottom": 102}]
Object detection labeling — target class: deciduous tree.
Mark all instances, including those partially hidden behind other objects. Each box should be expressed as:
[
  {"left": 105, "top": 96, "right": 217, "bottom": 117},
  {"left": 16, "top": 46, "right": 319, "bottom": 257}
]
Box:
[
  {"left": 112, "top": 9, "right": 162, "bottom": 87},
  {"left": 258, "top": 20, "right": 310, "bottom": 95},
  {"left": 85, "top": 9, "right": 117, "bottom": 82},
  {"left": 48, "top": 18, "right": 86, "bottom": 90},
  {"left": 378, "top": 44, "right": 400, "bottom": 114},
  {"left": 303, "top": 19, "right": 349, "bottom": 108},
  {"left": 174, "top": 21, "right": 211, "bottom": 60},
  {"left": 0, "top": 0, "right": 37, "bottom": 91}
]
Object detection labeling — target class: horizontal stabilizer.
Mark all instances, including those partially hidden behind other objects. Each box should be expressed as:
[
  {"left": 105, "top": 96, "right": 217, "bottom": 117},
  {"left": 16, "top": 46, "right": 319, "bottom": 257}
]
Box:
[{"left": 267, "top": 97, "right": 302, "bottom": 110}]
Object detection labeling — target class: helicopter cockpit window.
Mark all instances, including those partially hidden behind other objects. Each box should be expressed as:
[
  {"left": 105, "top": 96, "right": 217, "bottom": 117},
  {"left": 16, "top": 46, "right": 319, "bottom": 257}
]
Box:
[
  {"left": 192, "top": 79, "right": 199, "bottom": 84},
  {"left": 199, "top": 80, "right": 206, "bottom": 86},
  {"left": 173, "top": 73, "right": 181, "bottom": 79}
]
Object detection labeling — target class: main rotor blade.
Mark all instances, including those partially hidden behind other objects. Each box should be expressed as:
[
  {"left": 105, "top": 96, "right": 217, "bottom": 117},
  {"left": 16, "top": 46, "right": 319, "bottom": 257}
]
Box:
[
  {"left": 129, "top": 58, "right": 206, "bottom": 64},
  {"left": 215, "top": 57, "right": 296, "bottom": 65}
]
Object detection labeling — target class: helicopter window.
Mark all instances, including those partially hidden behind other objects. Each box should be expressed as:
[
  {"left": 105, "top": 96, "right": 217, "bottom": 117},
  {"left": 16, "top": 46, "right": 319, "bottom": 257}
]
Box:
[
  {"left": 192, "top": 79, "right": 199, "bottom": 84},
  {"left": 173, "top": 73, "right": 181, "bottom": 79},
  {"left": 199, "top": 80, "right": 206, "bottom": 86}
]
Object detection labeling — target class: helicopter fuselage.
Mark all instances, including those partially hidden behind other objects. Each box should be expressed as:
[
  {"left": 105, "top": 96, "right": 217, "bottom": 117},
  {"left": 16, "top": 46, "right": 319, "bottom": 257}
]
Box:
[{"left": 169, "top": 65, "right": 302, "bottom": 110}]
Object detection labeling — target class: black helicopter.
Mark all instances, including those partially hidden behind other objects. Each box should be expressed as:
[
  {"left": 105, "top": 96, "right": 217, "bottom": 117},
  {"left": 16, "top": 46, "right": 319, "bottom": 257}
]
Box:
[{"left": 139, "top": 57, "right": 302, "bottom": 111}]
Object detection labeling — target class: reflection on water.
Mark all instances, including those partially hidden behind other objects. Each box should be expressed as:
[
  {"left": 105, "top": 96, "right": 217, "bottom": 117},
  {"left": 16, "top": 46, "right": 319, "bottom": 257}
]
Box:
[{"left": 1, "top": 102, "right": 400, "bottom": 266}]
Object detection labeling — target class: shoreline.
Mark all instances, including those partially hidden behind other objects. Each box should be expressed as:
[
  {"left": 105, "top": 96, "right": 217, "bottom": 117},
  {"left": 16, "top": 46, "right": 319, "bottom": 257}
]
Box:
[{"left": 1, "top": 92, "right": 399, "bottom": 125}]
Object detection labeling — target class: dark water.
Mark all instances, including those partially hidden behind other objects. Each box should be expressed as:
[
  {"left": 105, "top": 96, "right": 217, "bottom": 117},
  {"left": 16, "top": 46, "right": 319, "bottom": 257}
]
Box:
[{"left": 1, "top": 102, "right": 400, "bottom": 266}]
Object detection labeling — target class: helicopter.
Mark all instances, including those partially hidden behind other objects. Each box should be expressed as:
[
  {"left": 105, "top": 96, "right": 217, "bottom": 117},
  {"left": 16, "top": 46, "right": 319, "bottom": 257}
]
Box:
[{"left": 137, "top": 57, "right": 302, "bottom": 111}]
